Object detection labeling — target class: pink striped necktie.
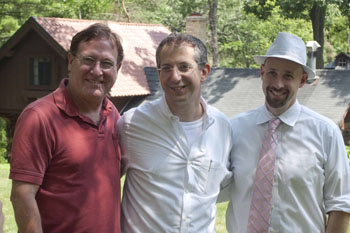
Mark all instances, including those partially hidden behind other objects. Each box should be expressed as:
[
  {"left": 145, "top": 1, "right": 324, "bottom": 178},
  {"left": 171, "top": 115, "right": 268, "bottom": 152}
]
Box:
[{"left": 247, "top": 118, "right": 281, "bottom": 233}]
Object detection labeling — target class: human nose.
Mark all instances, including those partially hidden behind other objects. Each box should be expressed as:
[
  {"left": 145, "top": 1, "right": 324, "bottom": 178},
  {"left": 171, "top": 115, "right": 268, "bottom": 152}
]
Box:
[
  {"left": 90, "top": 61, "right": 103, "bottom": 75},
  {"left": 273, "top": 76, "right": 284, "bottom": 88},
  {"left": 169, "top": 67, "right": 182, "bottom": 81}
]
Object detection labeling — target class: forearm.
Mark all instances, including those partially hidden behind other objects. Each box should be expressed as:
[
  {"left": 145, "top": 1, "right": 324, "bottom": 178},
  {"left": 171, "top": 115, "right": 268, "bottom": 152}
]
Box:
[
  {"left": 326, "top": 211, "right": 350, "bottom": 233},
  {"left": 11, "top": 181, "right": 42, "bottom": 233}
]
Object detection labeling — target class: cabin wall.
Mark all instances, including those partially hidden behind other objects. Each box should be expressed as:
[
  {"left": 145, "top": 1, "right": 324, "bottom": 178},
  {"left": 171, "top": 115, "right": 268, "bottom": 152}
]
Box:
[{"left": 0, "top": 29, "right": 67, "bottom": 115}]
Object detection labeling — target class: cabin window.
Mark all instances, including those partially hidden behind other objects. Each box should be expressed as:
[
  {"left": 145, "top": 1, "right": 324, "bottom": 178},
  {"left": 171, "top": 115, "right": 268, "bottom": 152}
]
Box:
[
  {"left": 338, "top": 57, "right": 349, "bottom": 67},
  {"left": 29, "top": 57, "right": 52, "bottom": 86}
]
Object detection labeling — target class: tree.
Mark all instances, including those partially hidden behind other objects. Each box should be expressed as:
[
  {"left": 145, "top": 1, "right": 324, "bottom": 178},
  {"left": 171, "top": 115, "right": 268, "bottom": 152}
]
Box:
[
  {"left": 324, "top": 4, "right": 348, "bottom": 62},
  {"left": 208, "top": 0, "right": 219, "bottom": 66},
  {"left": 0, "top": 0, "right": 44, "bottom": 45},
  {"left": 243, "top": 0, "right": 344, "bottom": 68},
  {"left": 218, "top": 1, "right": 312, "bottom": 68},
  {"left": 338, "top": 0, "right": 350, "bottom": 53},
  {"left": 0, "top": 0, "right": 115, "bottom": 45}
]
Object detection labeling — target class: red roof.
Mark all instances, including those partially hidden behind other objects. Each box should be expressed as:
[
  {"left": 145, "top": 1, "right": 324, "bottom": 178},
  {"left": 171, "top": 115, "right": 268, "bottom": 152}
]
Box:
[{"left": 34, "top": 17, "right": 170, "bottom": 97}]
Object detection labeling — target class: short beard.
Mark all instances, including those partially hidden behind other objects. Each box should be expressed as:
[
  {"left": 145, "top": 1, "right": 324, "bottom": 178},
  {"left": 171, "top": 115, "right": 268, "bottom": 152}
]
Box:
[{"left": 265, "top": 87, "right": 288, "bottom": 109}]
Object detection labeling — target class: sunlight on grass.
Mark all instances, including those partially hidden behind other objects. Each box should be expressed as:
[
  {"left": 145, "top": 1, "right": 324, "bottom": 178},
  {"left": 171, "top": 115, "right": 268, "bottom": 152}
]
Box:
[
  {"left": 216, "top": 202, "right": 228, "bottom": 233},
  {"left": 0, "top": 163, "right": 17, "bottom": 233}
]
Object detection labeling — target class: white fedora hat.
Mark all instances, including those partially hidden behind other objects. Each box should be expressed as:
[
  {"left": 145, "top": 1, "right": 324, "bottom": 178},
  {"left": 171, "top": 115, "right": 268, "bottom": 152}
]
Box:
[{"left": 254, "top": 32, "right": 315, "bottom": 79}]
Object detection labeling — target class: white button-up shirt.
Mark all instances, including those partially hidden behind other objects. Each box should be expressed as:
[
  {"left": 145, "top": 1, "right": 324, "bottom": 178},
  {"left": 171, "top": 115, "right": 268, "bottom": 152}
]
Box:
[
  {"left": 118, "top": 96, "right": 232, "bottom": 233},
  {"left": 222, "top": 101, "right": 350, "bottom": 233}
]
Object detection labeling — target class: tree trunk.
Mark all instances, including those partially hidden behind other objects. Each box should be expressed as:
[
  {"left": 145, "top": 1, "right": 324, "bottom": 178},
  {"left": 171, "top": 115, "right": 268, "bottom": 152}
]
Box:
[
  {"left": 310, "top": 5, "right": 326, "bottom": 69},
  {"left": 347, "top": 26, "right": 350, "bottom": 54},
  {"left": 120, "top": 0, "right": 130, "bottom": 22},
  {"left": 208, "top": 0, "right": 219, "bottom": 67}
]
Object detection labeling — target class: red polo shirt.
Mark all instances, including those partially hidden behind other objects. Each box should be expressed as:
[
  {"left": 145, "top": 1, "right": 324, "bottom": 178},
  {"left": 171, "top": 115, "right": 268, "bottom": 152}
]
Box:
[{"left": 10, "top": 79, "right": 121, "bottom": 233}]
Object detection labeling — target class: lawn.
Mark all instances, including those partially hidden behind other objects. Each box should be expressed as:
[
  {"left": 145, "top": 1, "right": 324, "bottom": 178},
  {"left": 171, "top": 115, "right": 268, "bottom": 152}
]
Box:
[
  {"left": 0, "top": 163, "right": 229, "bottom": 233},
  {"left": 0, "top": 164, "right": 16, "bottom": 233}
]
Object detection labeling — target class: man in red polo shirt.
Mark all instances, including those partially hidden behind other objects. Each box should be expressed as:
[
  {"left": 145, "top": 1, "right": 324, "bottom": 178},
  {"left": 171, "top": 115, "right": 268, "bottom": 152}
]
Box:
[{"left": 10, "top": 23, "right": 123, "bottom": 233}]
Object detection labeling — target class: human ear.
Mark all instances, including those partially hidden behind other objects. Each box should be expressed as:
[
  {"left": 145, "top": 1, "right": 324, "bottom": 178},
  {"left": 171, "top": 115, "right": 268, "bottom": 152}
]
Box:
[
  {"left": 299, "top": 72, "right": 308, "bottom": 88},
  {"left": 200, "top": 64, "right": 211, "bottom": 83}
]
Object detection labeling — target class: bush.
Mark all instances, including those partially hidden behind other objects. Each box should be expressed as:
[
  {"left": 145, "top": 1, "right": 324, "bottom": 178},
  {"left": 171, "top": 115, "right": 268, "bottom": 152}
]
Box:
[
  {"left": 346, "top": 145, "right": 350, "bottom": 161},
  {"left": 0, "top": 118, "right": 7, "bottom": 163}
]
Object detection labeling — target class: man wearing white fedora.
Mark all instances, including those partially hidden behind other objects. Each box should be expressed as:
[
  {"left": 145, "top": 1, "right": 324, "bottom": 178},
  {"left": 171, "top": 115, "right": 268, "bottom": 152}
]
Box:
[{"left": 221, "top": 32, "right": 350, "bottom": 233}]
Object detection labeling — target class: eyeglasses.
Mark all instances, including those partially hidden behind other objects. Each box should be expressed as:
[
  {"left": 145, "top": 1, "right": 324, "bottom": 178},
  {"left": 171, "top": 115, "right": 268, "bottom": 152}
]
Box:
[
  {"left": 157, "top": 63, "right": 199, "bottom": 75},
  {"left": 74, "top": 55, "right": 117, "bottom": 71}
]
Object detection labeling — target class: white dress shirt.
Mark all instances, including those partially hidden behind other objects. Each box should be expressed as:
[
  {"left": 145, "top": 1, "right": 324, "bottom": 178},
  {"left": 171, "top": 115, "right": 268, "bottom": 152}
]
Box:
[
  {"left": 118, "top": 96, "right": 233, "bottom": 233},
  {"left": 222, "top": 101, "right": 350, "bottom": 233}
]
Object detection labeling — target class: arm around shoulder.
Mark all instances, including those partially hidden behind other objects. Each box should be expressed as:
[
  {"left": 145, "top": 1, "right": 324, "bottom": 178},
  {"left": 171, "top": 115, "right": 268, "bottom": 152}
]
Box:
[{"left": 10, "top": 180, "right": 43, "bottom": 233}]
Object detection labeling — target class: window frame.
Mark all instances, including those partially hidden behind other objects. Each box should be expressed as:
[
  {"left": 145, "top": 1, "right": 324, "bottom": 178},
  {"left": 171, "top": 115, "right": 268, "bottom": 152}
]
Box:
[{"left": 26, "top": 55, "right": 55, "bottom": 90}]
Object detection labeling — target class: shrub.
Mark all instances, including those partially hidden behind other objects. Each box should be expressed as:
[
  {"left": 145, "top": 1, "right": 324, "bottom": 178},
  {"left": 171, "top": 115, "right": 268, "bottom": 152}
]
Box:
[{"left": 0, "top": 118, "right": 7, "bottom": 163}]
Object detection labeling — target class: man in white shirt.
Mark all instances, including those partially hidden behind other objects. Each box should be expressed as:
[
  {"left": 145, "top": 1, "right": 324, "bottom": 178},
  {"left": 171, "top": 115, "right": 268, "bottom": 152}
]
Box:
[
  {"left": 222, "top": 32, "right": 350, "bottom": 233},
  {"left": 118, "top": 33, "right": 233, "bottom": 232}
]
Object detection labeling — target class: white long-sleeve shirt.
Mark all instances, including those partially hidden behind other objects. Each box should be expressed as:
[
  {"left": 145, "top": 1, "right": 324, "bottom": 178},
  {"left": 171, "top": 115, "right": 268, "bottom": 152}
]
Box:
[
  {"left": 222, "top": 101, "right": 350, "bottom": 233},
  {"left": 118, "top": 96, "right": 232, "bottom": 233}
]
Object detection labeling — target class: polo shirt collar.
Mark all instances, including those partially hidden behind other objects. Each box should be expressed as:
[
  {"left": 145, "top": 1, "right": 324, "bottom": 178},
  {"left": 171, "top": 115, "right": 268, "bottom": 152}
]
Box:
[
  {"left": 53, "top": 78, "right": 112, "bottom": 119},
  {"left": 256, "top": 100, "right": 301, "bottom": 127}
]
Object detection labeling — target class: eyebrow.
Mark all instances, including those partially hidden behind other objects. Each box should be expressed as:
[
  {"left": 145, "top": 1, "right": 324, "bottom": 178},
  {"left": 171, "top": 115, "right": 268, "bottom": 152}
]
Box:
[
  {"left": 268, "top": 67, "right": 295, "bottom": 74},
  {"left": 284, "top": 70, "right": 294, "bottom": 75}
]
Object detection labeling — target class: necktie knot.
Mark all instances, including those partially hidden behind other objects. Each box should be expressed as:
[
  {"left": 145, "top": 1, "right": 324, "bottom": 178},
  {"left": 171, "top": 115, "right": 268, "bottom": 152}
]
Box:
[{"left": 268, "top": 118, "right": 281, "bottom": 132}]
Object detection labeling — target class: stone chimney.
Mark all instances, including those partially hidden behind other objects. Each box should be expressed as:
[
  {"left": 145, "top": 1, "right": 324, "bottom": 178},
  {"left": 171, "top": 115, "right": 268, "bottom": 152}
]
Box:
[{"left": 185, "top": 13, "right": 207, "bottom": 44}]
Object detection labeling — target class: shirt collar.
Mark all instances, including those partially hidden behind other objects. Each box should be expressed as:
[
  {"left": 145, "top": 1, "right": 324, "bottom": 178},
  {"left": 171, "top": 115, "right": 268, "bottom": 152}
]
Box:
[
  {"left": 256, "top": 100, "right": 301, "bottom": 127},
  {"left": 160, "top": 95, "right": 213, "bottom": 127},
  {"left": 53, "top": 78, "right": 112, "bottom": 119}
]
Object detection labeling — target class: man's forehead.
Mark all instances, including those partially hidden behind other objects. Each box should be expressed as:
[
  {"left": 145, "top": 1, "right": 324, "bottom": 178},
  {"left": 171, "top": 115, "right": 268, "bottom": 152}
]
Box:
[
  {"left": 160, "top": 43, "right": 196, "bottom": 61},
  {"left": 264, "top": 57, "right": 303, "bottom": 72}
]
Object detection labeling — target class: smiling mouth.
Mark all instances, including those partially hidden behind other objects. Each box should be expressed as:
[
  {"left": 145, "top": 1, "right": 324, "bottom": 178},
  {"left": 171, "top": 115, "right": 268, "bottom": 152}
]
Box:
[
  {"left": 269, "top": 88, "right": 287, "bottom": 97},
  {"left": 170, "top": 85, "right": 186, "bottom": 91},
  {"left": 87, "top": 79, "right": 103, "bottom": 85}
]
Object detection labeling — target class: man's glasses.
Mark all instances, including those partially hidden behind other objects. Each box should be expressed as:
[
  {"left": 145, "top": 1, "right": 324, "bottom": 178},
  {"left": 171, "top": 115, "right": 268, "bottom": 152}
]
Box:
[
  {"left": 74, "top": 55, "right": 117, "bottom": 71},
  {"left": 157, "top": 63, "right": 199, "bottom": 75}
]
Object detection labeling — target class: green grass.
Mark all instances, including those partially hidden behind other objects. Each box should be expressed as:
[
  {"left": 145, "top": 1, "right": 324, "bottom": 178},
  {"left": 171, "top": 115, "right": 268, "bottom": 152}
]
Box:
[
  {"left": 0, "top": 163, "right": 228, "bottom": 233},
  {"left": 0, "top": 163, "right": 16, "bottom": 233},
  {"left": 216, "top": 202, "right": 228, "bottom": 233}
]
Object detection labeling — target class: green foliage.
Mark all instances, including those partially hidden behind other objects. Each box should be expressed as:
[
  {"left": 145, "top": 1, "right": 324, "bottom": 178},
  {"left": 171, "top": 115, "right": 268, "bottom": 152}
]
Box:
[
  {"left": 0, "top": 0, "right": 115, "bottom": 46},
  {"left": 0, "top": 118, "right": 7, "bottom": 164},
  {"left": 243, "top": 0, "right": 277, "bottom": 20},
  {"left": 244, "top": 0, "right": 343, "bottom": 20},
  {"left": 41, "top": 0, "right": 115, "bottom": 19},
  {"left": 218, "top": 5, "right": 312, "bottom": 68},
  {"left": 0, "top": 0, "right": 349, "bottom": 67},
  {"left": 243, "top": 0, "right": 350, "bottom": 68},
  {"left": 346, "top": 146, "right": 350, "bottom": 161},
  {"left": 0, "top": 0, "right": 41, "bottom": 45},
  {"left": 325, "top": 4, "right": 349, "bottom": 56},
  {"left": 338, "top": 0, "right": 350, "bottom": 23},
  {"left": 0, "top": 16, "right": 19, "bottom": 45}
]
